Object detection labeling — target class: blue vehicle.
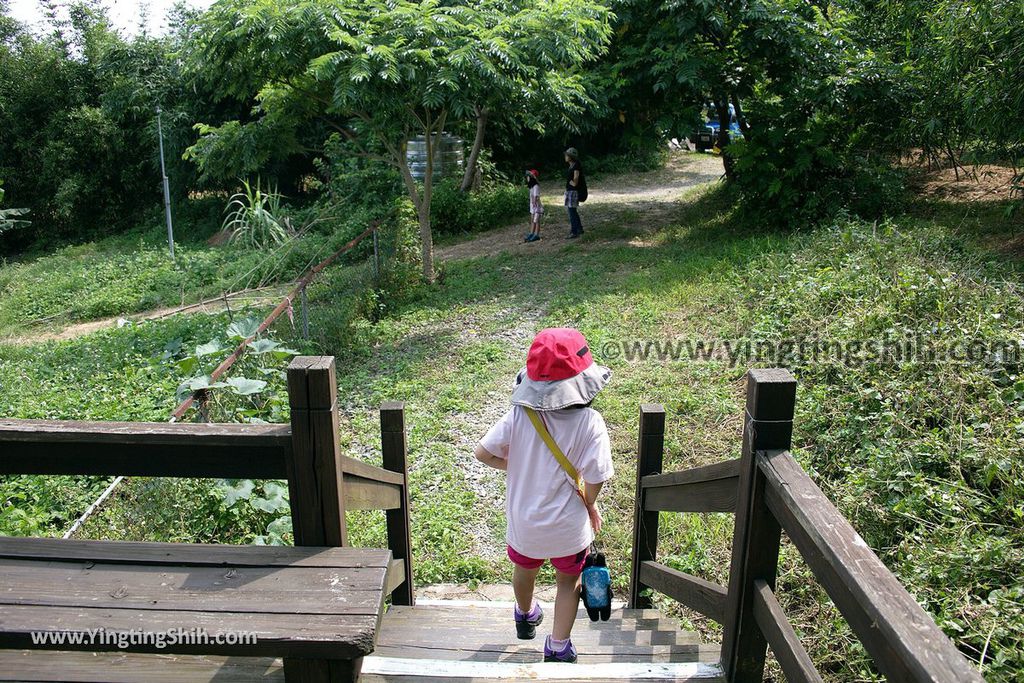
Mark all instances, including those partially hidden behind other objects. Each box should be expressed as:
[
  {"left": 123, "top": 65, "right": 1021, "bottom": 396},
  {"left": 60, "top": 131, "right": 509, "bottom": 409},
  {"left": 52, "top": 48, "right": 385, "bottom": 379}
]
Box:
[{"left": 689, "top": 103, "right": 743, "bottom": 153}]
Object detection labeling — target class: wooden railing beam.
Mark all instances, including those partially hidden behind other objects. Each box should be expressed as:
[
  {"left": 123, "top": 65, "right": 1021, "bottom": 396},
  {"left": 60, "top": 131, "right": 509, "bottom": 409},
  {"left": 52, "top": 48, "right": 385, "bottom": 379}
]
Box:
[
  {"left": 760, "top": 450, "right": 985, "bottom": 683},
  {"left": 287, "top": 356, "right": 347, "bottom": 547},
  {"left": 639, "top": 561, "right": 728, "bottom": 623},
  {"left": 721, "top": 368, "right": 795, "bottom": 683},
  {"left": 751, "top": 579, "right": 823, "bottom": 683},
  {"left": 629, "top": 404, "right": 665, "bottom": 609},
  {"left": 381, "top": 402, "right": 414, "bottom": 606}
]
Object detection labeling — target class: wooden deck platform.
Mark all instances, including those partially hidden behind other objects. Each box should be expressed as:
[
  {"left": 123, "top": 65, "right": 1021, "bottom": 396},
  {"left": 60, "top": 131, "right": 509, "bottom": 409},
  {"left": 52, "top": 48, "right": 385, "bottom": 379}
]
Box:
[{"left": 0, "top": 601, "right": 724, "bottom": 681}]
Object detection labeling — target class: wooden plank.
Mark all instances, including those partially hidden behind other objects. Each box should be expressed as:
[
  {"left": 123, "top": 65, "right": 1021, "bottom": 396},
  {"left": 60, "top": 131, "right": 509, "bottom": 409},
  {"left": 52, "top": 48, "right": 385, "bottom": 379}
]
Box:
[
  {"left": 759, "top": 450, "right": 985, "bottom": 683},
  {"left": 283, "top": 657, "right": 363, "bottom": 683},
  {"left": 369, "top": 646, "right": 718, "bottom": 666},
  {"left": 751, "top": 580, "right": 823, "bottom": 683},
  {"left": 638, "top": 561, "right": 728, "bottom": 623},
  {"left": 287, "top": 356, "right": 347, "bottom": 547},
  {"left": 342, "top": 475, "right": 402, "bottom": 510},
  {"left": 385, "top": 559, "right": 407, "bottom": 596},
  {"left": 0, "top": 605, "right": 377, "bottom": 659},
  {"left": 0, "top": 420, "right": 290, "bottom": 479},
  {"left": 360, "top": 658, "right": 726, "bottom": 681},
  {"left": 0, "top": 560, "right": 387, "bottom": 615},
  {"left": 630, "top": 404, "right": 664, "bottom": 610},
  {"left": 642, "top": 459, "right": 739, "bottom": 488},
  {"left": 0, "top": 537, "right": 390, "bottom": 568},
  {"left": 381, "top": 402, "right": 414, "bottom": 606},
  {"left": 643, "top": 477, "right": 737, "bottom": 513},
  {"left": 0, "top": 651, "right": 285, "bottom": 682},
  {"left": 720, "top": 368, "right": 794, "bottom": 683},
  {"left": 341, "top": 455, "right": 404, "bottom": 486}
]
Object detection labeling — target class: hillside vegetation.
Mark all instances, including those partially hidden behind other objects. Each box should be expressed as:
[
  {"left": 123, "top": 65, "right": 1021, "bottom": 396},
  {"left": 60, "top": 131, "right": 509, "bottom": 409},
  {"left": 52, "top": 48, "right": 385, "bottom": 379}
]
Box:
[{"left": 1, "top": 154, "right": 1021, "bottom": 680}]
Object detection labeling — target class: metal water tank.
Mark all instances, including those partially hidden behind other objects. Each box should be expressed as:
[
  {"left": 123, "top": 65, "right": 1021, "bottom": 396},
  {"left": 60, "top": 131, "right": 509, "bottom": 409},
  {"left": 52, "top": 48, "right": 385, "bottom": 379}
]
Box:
[{"left": 406, "top": 133, "right": 464, "bottom": 182}]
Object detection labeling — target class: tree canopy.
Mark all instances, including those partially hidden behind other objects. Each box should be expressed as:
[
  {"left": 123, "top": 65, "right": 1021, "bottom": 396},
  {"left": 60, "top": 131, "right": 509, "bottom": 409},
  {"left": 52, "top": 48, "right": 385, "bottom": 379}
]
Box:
[{"left": 187, "top": 0, "right": 612, "bottom": 280}]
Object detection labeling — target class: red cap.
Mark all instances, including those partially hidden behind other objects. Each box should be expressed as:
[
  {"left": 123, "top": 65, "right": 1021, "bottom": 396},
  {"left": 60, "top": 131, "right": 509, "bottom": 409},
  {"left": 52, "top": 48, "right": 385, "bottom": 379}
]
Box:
[
  {"left": 526, "top": 169, "right": 539, "bottom": 180},
  {"left": 526, "top": 328, "right": 593, "bottom": 381}
]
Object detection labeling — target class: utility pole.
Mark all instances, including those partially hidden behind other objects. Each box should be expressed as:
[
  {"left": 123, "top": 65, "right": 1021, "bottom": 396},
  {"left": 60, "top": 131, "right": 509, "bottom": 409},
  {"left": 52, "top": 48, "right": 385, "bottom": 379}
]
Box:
[{"left": 157, "top": 106, "right": 175, "bottom": 261}]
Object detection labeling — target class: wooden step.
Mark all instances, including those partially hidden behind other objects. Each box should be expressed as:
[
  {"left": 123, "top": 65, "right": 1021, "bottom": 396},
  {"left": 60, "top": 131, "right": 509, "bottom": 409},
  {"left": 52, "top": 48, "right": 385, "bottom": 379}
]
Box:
[
  {"left": 361, "top": 658, "right": 725, "bottom": 681},
  {"left": 373, "top": 602, "right": 722, "bottom": 670},
  {"left": 0, "top": 603, "right": 724, "bottom": 682}
]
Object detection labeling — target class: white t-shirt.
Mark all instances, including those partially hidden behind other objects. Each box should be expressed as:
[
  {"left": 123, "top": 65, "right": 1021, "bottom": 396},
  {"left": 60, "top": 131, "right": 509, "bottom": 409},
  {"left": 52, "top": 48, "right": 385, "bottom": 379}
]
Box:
[
  {"left": 529, "top": 184, "right": 544, "bottom": 215},
  {"left": 479, "top": 406, "right": 614, "bottom": 559}
]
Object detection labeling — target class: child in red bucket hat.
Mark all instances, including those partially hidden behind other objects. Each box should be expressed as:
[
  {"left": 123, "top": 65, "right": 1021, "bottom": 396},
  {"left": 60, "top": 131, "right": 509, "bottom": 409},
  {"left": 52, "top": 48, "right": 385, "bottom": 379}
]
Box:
[{"left": 475, "top": 328, "right": 614, "bottom": 662}]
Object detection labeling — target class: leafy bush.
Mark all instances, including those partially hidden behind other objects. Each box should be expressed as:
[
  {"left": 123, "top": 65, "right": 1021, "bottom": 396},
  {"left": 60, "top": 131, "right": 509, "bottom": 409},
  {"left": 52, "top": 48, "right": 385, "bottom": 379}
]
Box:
[{"left": 430, "top": 179, "right": 527, "bottom": 236}]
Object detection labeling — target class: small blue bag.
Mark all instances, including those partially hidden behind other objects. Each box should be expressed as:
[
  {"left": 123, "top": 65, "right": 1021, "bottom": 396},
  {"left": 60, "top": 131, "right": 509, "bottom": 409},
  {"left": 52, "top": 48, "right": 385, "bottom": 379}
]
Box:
[{"left": 580, "top": 550, "right": 612, "bottom": 621}]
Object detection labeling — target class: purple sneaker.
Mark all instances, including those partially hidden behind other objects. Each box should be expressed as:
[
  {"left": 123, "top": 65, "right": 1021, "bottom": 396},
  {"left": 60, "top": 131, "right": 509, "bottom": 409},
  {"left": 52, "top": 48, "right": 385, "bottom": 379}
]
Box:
[
  {"left": 514, "top": 602, "right": 544, "bottom": 640},
  {"left": 544, "top": 636, "right": 578, "bottom": 663}
]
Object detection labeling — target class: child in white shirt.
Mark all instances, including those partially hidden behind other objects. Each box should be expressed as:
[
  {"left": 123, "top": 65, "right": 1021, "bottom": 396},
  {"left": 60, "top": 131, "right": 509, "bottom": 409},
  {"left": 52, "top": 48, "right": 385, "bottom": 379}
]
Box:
[
  {"left": 525, "top": 169, "right": 543, "bottom": 243},
  {"left": 475, "top": 328, "right": 614, "bottom": 662}
]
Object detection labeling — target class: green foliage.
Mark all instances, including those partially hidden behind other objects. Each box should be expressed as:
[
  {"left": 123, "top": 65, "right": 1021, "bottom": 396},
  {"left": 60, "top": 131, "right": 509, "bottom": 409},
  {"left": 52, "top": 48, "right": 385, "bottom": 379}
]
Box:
[
  {"left": 430, "top": 180, "right": 527, "bottom": 236},
  {"left": 187, "top": 0, "right": 612, "bottom": 279},
  {"left": 0, "top": 179, "right": 29, "bottom": 234},
  {"left": 222, "top": 179, "right": 292, "bottom": 249}
]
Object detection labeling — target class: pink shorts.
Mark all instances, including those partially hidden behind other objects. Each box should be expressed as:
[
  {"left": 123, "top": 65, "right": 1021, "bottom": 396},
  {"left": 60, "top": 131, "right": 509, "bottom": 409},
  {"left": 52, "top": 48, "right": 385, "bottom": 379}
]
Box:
[{"left": 507, "top": 545, "right": 589, "bottom": 576}]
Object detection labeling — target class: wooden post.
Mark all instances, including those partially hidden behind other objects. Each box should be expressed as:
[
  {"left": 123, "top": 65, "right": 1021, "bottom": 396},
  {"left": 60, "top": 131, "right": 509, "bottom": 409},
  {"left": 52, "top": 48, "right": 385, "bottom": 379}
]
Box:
[
  {"left": 381, "top": 401, "right": 414, "bottom": 606},
  {"left": 629, "top": 404, "right": 665, "bottom": 609},
  {"left": 286, "top": 356, "right": 347, "bottom": 547},
  {"left": 721, "top": 369, "right": 796, "bottom": 682}
]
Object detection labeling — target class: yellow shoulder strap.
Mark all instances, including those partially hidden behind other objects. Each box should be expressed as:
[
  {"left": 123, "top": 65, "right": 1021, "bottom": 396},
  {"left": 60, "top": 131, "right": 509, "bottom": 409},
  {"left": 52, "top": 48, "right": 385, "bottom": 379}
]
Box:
[{"left": 524, "top": 407, "right": 585, "bottom": 499}]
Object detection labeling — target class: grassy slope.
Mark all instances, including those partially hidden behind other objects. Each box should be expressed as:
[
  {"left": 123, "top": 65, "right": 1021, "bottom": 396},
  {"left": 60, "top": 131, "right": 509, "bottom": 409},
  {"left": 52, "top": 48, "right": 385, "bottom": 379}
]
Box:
[
  {"left": 0, "top": 156, "right": 1021, "bottom": 679},
  {"left": 0, "top": 222, "right": 378, "bottom": 339}
]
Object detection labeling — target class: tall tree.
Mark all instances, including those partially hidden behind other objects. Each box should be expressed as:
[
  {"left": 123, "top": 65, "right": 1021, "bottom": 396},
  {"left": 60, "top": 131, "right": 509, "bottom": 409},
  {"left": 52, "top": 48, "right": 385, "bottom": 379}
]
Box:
[{"left": 186, "top": 0, "right": 611, "bottom": 282}]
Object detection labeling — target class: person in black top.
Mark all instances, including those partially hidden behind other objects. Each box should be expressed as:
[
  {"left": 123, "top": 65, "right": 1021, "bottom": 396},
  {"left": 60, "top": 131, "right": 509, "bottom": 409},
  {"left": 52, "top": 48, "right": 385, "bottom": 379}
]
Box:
[{"left": 564, "top": 148, "right": 584, "bottom": 238}]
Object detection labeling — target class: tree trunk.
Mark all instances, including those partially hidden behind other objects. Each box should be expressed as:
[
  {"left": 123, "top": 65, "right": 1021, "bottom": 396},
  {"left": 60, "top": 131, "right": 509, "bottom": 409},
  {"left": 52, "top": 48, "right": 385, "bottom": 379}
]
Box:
[
  {"left": 731, "top": 93, "right": 752, "bottom": 137},
  {"left": 460, "top": 106, "right": 489, "bottom": 193},
  {"left": 418, "top": 201, "right": 434, "bottom": 283},
  {"left": 716, "top": 94, "right": 736, "bottom": 179}
]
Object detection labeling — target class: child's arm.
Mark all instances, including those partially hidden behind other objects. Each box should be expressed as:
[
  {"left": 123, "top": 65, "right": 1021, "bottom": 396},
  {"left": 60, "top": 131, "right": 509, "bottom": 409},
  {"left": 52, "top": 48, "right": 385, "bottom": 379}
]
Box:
[
  {"left": 584, "top": 481, "right": 604, "bottom": 532},
  {"left": 475, "top": 443, "right": 507, "bottom": 471}
]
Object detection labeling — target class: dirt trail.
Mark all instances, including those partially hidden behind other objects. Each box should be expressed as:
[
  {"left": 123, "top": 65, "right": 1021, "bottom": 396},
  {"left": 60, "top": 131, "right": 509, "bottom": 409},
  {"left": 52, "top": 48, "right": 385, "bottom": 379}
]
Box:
[
  {"left": 431, "top": 150, "right": 723, "bottom": 562},
  {"left": 0, "top": 287, "right": 287, "bottom": 346},
  {"left": 1, "top": 152, "right": 721, "bottom": 346},
  {"left": 437, "top": 152, "right": 723, "bottom": 261}
]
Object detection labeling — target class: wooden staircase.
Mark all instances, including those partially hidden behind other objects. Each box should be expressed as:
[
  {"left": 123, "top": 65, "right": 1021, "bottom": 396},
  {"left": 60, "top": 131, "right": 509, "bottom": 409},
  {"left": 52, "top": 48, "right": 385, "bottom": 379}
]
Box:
[{"left": 360, "top": 599, "right": 725, "bottom": 682}]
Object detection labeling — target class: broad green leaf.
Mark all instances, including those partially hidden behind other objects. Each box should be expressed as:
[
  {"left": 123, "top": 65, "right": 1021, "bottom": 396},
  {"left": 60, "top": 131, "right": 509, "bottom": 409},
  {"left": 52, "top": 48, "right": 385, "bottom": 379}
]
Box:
[
  {"left": 227, "top": 316, "right": 262, "bottom": 340},
  {"left": 248, "top": 339, "right": 280, "bottom": 354},
  {"left": 226, "top": 377, "right": 267, "bottom": 396},
  {"left": 219, "top": 479, "right": 255, "bottom": 507},
  {"left": 195, "top": 340, "right": 225, "bottom": 357}
]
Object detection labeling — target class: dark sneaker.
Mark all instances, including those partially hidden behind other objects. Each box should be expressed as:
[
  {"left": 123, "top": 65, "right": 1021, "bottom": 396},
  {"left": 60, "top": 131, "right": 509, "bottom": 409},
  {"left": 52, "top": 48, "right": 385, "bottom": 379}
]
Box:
[
  {"left": 568, "top": 233, "right": 580, "bottom": 239},
  {"left": 524, "top": 232, "right": 535, "bottom": 242},
  {"left": 527, "top": 233, "right": 541, "bottom": 242},
  {"left": 514, "top": 602, "right": 544, "bottom": 640},
  {"left": 544, "top": 636, "right": 578, "bottom": 663}
]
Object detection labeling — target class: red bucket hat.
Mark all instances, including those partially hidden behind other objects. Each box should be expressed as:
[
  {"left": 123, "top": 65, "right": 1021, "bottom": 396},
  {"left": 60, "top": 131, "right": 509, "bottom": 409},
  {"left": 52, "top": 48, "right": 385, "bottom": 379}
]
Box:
[{"left": 511, "top": 328, "right": 612, "bottom": 411}]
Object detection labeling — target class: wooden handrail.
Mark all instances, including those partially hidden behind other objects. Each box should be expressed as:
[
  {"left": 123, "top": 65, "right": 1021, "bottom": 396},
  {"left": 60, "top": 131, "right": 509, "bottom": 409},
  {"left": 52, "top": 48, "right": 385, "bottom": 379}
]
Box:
[
  {"left": 759, "top": 449, "right": 983, "bottom": 683},
  {"left": 629, "top": 370, "right": 984, "bottom": 683},
  {"left": 0, "top": 420, "right": 291, "bottom": 479},
  {"left": 638, "top": 560, "right": 728, "bottom": 623},
  {"left": 751, "top": 579, "right": 822, "bottom": 683},
  {"left": 0, "top": 355, "right": 415, "bottom": 605},
  {"left": 642, "top": 459, "right": 739, "bottom": 513}
]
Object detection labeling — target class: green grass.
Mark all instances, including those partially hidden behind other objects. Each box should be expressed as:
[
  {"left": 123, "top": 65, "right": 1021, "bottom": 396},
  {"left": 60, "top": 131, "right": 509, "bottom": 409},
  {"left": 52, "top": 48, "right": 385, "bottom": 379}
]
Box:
[
  {"left": 0, "top": 172, "right": 1022, "bottom": 679},
  {"left": 0, "top": 217, "right": 379, "bottom": 337}
]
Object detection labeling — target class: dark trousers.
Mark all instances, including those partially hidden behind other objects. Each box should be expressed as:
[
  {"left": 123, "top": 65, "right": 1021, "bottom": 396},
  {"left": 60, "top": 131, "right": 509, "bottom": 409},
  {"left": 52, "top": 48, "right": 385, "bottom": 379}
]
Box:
[{"left": 567, "top": 205, "right": 583, "bottom": 235}]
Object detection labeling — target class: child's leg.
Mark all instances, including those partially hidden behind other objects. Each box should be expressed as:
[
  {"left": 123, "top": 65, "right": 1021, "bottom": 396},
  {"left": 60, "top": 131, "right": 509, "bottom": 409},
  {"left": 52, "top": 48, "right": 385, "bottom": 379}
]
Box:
[
  {"left": 533, "top": 214, "right": 541, "bottom": 236},
  {"left": 513, "top": 564, "right": 541, "bottom": 614},
  {"left": 551, "top": 569, "right": 582, "bottom": 641}
]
